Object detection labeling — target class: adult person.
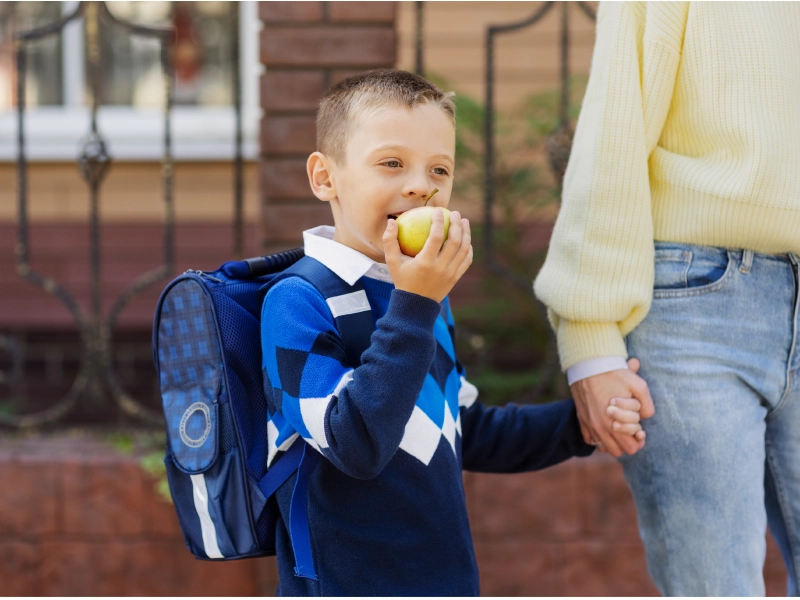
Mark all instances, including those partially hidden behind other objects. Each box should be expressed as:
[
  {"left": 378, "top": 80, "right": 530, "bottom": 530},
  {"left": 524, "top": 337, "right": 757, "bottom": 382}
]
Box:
[{"left": 534, "top": 2, "right": 800, "bottom": 596}]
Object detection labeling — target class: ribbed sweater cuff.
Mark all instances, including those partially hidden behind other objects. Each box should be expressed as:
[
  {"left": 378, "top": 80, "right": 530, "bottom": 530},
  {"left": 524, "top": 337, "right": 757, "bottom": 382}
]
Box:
[
  {"left": 556, "top": 320, "right": 628, "bottom": 371},
  {"left": 385, "top": 290, "right": 442, "bottom": 331}
]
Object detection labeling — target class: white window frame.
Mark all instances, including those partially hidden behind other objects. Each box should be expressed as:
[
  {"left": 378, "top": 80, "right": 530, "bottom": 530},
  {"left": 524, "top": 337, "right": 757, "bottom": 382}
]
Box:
[{"left": 0, "top": 1, "right": 261, "bottom": 161}]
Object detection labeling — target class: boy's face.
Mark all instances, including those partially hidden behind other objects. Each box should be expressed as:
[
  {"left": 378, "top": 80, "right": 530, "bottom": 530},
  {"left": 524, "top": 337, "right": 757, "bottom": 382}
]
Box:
[{"left": 309, "top": 103, "right": 456, "bottom": 263}]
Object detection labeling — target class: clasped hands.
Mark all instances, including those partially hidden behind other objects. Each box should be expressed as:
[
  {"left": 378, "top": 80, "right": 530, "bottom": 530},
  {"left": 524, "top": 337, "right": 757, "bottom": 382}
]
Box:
[{"left": 570, "top": 358, "right": 655, "bottom": 457}]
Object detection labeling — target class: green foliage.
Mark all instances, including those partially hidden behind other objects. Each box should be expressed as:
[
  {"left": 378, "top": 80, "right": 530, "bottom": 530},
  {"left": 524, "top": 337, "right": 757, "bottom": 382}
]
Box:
[
  {"left": 109, "top": 432, "right": 134, "bottom": 454},
  {"left": 441, "top": 81, "right": 553, "bottom": 218},
  {"left": 467, "top": 369, "right": 542, "bottom": 407},
  {"left": 108, "top": 430, "right": 171, "bottom": 503},
  {"left": 520, "top": 75, "right": 587, "bottom": 142},
  {"left": 141, "top": 445, "right": 172, "bottom": 504},
  {"left": 452, "top": 239, "right": 556, "bottom": 406}
]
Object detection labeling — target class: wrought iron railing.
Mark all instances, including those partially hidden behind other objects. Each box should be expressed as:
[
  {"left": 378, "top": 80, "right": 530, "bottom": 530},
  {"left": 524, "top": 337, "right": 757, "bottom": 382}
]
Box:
[
  {"left": 1, "top": 1, "right": 243, "bottom": 428},
  {"left": 482, "top": 2, "right": 596, "bottom": 400},
  {"left": 414, "top": 1, "right": 424, "bottom": 76}
]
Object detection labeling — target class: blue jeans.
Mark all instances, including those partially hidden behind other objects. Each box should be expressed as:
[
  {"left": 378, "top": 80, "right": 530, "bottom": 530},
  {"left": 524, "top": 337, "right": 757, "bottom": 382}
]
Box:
[{"left": 621, "top": 242, "right": 800, "bottom": 596}]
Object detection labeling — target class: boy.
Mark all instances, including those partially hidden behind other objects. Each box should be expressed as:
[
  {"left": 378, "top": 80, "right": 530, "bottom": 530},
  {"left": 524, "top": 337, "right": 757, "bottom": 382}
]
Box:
[{"left": 261, "top": 69, "right": 645, "bottom": 596}]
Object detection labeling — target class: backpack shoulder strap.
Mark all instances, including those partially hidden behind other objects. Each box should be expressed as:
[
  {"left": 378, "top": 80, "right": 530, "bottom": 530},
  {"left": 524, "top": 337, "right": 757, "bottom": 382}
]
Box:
[
  {"left": 258, "top": 256, "right": 375, "bottom": 581},
  {"left": 263, "top": 256, "right": 374, "bottom": 368},
  {"left": 255, "top": 435, "right": 320, "bottom": 580}
]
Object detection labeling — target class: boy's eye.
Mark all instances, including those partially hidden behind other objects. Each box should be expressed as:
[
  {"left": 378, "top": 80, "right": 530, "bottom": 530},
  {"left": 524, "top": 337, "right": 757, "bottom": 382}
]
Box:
[
  {"left": 382, "top": 160, "right": 401, "bottom": 168},
  {"left": 432, "top": 167, "right": 449, "bottom": 176}
]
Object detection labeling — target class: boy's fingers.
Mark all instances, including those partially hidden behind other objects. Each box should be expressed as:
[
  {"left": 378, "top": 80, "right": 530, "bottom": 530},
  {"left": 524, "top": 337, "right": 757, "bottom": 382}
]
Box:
[
  {"left": 455, "top": 244, "right": 473, "bottom": 279},
  {"left": 627, "top": 357, "right": 641, "bottom": 373},
  {"left": 382, "top": 219, "right": 402, "bottom": 266},
  {"left": 612, "top": 421, "right": 643, "bottom": 436},
  {"left": 418, "top": 209, "right": 446, "bottom": 260},
  {"left": 447, "top": 211, "right": 462, "bottom": 241},
  {"left": 635, "top": 429, "right": 646, "bottom": 442},
  {"left": 609, "top": 397, "right": 641, "bottom": 413},
  {"left": 456, "top": 219, "right": 471, "bottom": 260},
  {"left": 607, "top": 405, "right": 641, "bottom": 424},
  {"left": 629, "top": 438, "right": 646, "bottom": 454},
  {"left": 439, "top": 211, "right": 462, "bottom": 262}
]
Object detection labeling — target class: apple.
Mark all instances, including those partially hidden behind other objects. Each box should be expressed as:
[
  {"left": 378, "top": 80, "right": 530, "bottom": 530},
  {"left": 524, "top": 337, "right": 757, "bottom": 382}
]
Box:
[{"left": 395, "top": 189, "right": 451, "bottom": 257}]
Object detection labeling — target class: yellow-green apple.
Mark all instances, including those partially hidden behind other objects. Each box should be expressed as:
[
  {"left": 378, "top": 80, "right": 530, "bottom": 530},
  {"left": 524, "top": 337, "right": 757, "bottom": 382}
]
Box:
[{"left": 395, "top": 189, "right": 451, "bottom": 257}]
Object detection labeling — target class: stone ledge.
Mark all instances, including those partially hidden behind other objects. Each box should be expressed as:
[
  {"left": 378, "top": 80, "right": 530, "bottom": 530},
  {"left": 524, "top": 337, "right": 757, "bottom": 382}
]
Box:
[
  {"left": 0, "top": 433, "right": 787, "bottom": 596},
  {"left": 0, "top": 432, "right": 277, "bottom": 596}
]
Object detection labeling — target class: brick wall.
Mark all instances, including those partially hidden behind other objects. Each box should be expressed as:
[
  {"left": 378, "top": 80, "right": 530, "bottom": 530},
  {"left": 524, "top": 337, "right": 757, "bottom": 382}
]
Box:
[
  {"left": 0, "top": 435, "right": 787, "bottom": 596},
  {"left": 258, "top": 1, "right": 397, "bottom": 251},
  {"left": 0, "top": 436, "right": 277, "bottom": 596}
]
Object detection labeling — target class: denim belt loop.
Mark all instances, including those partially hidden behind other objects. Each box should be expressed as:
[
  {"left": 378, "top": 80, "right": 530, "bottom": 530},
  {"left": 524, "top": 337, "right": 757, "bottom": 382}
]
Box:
[{"left": 740, "top": 249, "right": 754, "bottom": 274}]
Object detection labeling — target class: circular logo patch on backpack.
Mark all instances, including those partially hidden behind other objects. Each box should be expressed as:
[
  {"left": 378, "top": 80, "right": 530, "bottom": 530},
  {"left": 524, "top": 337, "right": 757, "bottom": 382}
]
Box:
[{"left": 180, "top": 402, "right": 212, "bottom": 448}]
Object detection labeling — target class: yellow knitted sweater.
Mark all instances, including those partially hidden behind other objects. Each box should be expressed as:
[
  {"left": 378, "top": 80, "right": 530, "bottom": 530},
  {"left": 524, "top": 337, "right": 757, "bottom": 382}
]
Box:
[{"left": 534, "top": 1, "right": 800, "bottom": 370}]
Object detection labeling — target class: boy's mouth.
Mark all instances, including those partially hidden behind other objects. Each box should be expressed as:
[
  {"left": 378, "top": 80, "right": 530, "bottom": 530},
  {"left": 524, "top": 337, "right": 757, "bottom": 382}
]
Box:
[{"left": 388, "top": 190, "right": 439, "bottom": 220}]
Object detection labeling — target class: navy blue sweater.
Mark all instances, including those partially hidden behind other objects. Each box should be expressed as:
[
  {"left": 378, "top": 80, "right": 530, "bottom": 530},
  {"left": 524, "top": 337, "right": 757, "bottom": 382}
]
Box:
[{"left": 261, "top": 275, "right": 593, "bottom": 596}]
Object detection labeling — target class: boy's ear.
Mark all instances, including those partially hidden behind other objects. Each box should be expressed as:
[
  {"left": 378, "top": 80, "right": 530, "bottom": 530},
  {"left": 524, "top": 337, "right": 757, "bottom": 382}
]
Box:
[{"left": 307, "top": 152, "right": 337, "bottom": 202}]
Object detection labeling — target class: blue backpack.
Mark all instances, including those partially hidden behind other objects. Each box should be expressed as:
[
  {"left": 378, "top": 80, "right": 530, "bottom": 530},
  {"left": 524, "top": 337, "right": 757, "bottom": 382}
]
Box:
[{"left": 152, "top": 250, "right": 373, "bottom": 579}]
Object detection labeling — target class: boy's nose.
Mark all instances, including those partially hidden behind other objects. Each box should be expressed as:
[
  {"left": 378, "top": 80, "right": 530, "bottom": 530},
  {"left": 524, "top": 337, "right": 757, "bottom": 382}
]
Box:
[{"left": 402, "top": 173, "right": 434, "bottom": 204}]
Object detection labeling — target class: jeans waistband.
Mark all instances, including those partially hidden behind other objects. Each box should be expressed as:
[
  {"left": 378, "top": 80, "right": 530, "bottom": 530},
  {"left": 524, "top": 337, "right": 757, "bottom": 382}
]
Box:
[{"left": 654, "top": 241, "right": 796, "bottom": 265}]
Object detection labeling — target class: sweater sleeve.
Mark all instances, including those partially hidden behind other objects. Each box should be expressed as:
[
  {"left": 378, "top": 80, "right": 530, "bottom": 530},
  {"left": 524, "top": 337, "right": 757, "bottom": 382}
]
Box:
[
  {"left": 261, "top": 277, "right": 441, "bottom": 480},
  {"left": 442, "top": 301, "right": 594, "bottom": 472},
  {"left": 533, "top": 1, "right": 688, "bottom": 370},
  {"left": 461, "top": 399, "right": 594, "bottom": 473}
]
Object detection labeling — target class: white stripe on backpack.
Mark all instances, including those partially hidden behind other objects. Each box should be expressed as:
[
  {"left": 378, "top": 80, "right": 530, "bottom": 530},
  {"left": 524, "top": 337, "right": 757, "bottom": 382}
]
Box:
[{"left": 190, "top": 474, "right": 224, "bottom": 559}]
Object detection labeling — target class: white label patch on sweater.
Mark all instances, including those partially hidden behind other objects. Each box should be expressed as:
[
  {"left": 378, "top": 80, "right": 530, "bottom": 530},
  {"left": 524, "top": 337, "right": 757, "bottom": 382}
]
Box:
[{"left": 326, "top": 291, "right": 370, "bottom": 318}]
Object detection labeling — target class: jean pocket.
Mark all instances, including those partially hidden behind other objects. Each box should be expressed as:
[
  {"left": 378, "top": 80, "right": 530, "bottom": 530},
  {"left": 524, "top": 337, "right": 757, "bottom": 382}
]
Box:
[
  {"left": 652, "top": 249, "right": 690, "bottom": 290},
  {"left": 653, "top": 245, "right": 734, "bottom": 298}
]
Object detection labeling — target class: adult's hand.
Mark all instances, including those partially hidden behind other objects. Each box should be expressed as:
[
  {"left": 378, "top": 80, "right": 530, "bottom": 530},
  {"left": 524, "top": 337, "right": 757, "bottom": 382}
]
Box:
[{"left": 569, "top": 358, "right": 654, "bottom": 458}]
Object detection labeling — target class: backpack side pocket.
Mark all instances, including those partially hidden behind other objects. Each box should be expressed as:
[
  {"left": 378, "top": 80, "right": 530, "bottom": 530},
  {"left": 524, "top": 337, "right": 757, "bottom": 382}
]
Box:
[{"left": 157, "top": 278, "right": 222, "bottom": 474}]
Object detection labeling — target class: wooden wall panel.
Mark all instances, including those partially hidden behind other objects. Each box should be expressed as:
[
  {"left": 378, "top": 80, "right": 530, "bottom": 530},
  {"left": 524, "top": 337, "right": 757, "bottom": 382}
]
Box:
[
  {"left": 396, "top": 1, "right": 598, "bottom": 111},
  {"left": 0, "top": 162, "right": 259, "bottom": 224}
]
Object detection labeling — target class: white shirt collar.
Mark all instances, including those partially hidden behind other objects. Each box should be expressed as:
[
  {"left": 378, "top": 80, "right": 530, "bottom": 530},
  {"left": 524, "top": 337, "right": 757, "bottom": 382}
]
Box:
[{"left": 302, "top": 226, "right": 393, "bottom": 286}]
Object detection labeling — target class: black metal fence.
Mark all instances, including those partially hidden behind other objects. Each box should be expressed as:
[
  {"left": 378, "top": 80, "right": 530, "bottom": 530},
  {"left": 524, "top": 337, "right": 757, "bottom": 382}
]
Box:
[
  {"left": 0, "top": 1, "right": 243, "bottom": 428},
  {"left": 481, "top": 1, "right": 596, "bottom": 401}
]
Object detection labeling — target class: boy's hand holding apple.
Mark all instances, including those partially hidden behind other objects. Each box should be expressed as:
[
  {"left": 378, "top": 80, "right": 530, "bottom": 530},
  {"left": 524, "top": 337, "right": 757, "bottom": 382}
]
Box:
[{"left": 383, "top": 204, "right": 473, "bottom": 304}]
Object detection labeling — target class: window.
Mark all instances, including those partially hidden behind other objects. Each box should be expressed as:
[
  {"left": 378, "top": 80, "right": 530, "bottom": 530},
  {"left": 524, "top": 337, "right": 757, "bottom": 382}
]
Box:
[
  {"left": 0, "top": 1, "right": 260, "bottom": 160},
  {"left": 0, "top": 2, "right": 63, "bottom": 108}
]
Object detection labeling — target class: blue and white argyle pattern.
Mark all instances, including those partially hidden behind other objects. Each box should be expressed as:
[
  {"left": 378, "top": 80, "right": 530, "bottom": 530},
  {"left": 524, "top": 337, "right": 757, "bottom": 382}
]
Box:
[
  {"left": 158, "top": 279, "right": 221, "bottom": 472},
  {"left": 395, "top": 311, "right": 477, "bottom": 465},
  {"left": 262, "top": 277, "right": 478, "bottom": 467}
]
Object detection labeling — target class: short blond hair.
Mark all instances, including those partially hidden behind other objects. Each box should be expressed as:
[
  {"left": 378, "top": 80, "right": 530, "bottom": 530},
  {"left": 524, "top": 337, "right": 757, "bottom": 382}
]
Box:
[{"left": 316, "top": 69, "right": 456, "bottom": 164}]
